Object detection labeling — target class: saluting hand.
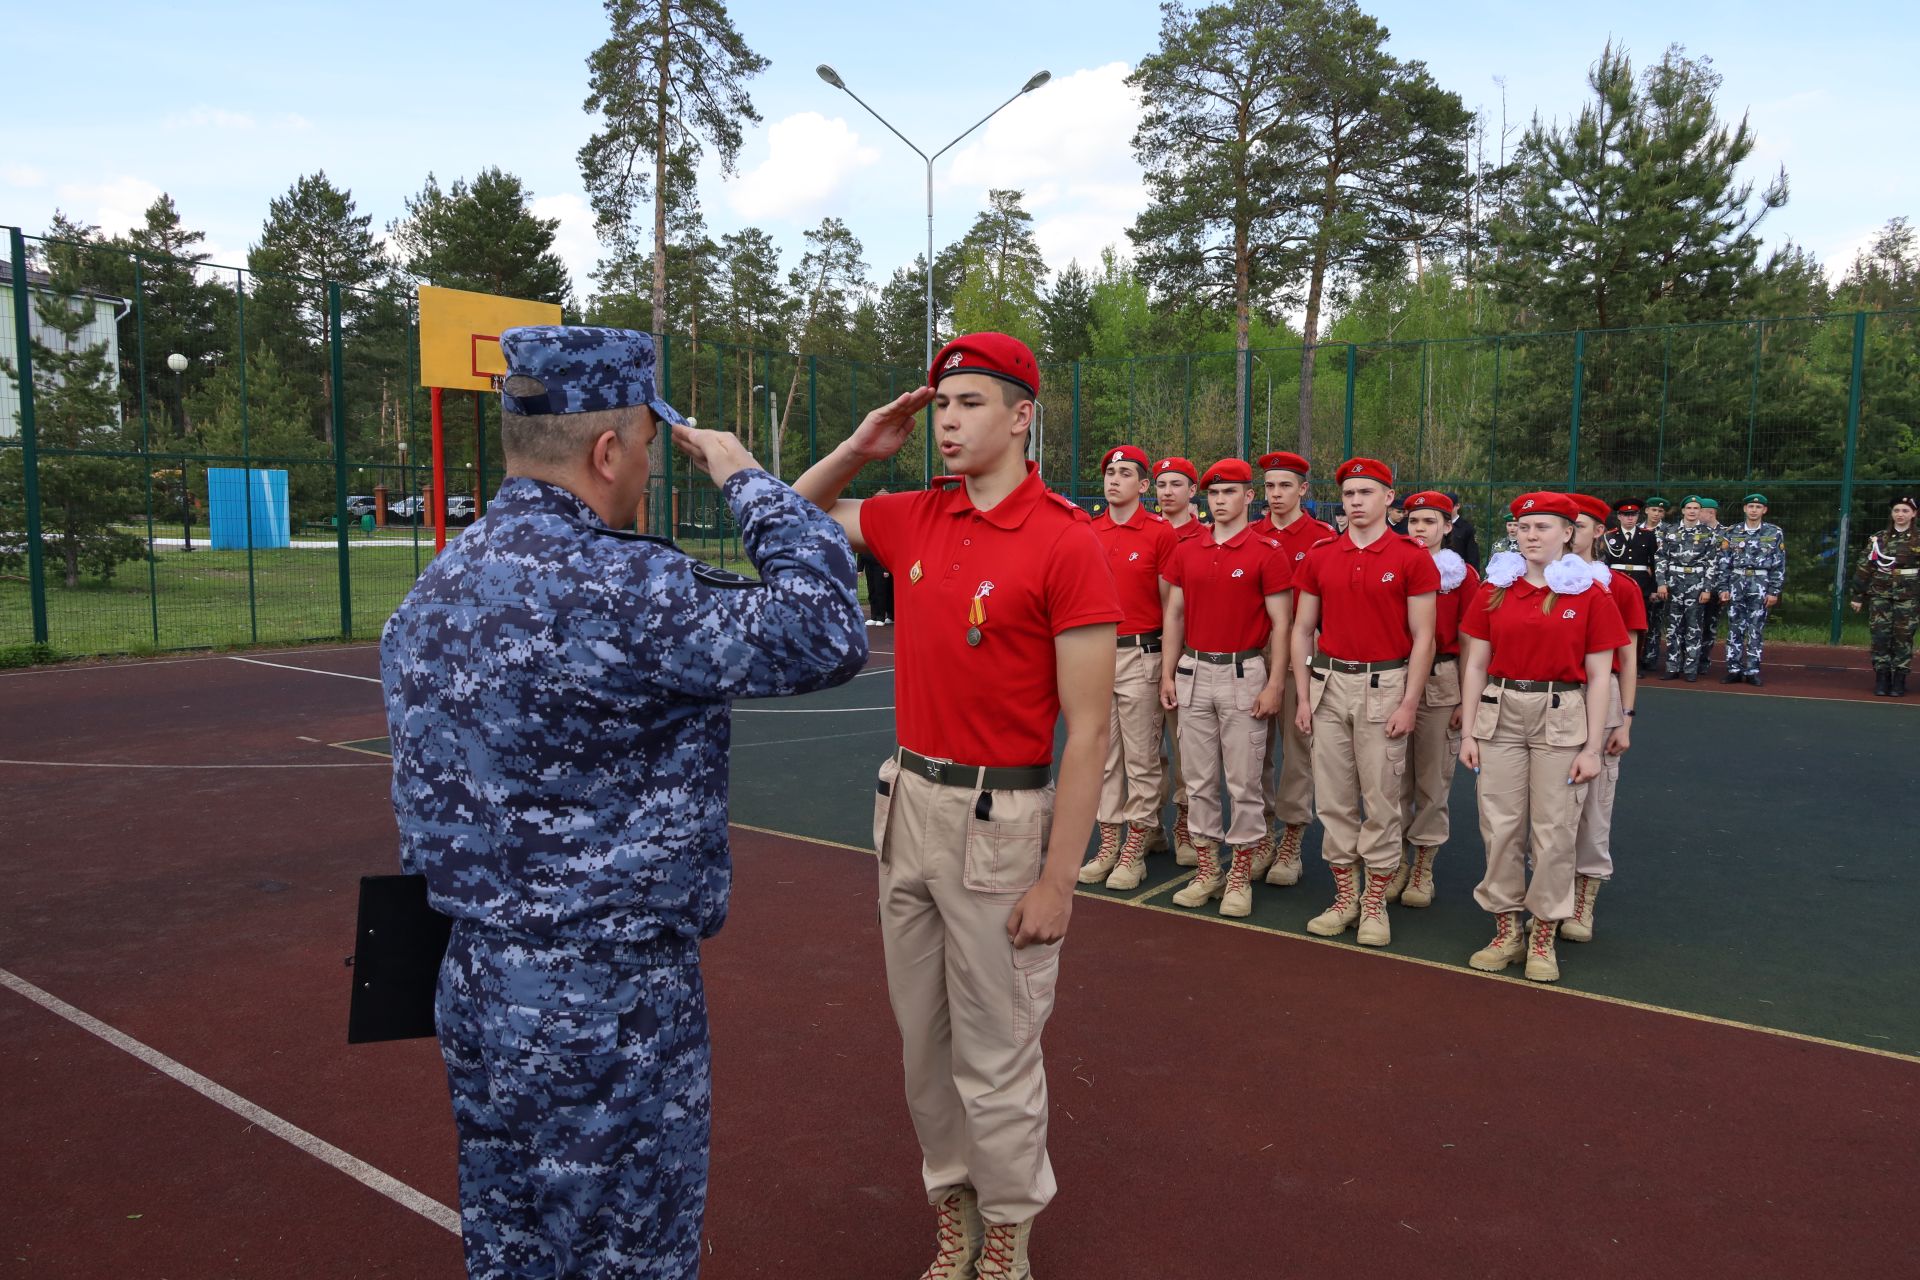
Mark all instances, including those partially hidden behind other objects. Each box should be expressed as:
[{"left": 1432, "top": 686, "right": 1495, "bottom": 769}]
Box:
[
  {"left": 672, "top": 423, "right": 759, "bottom": 487},
  {"left": 846, "top": 386, "right": 937, "bottom": 462}
]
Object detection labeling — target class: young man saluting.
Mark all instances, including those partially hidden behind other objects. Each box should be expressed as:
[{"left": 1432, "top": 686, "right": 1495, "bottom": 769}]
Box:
[
  {"left": 1289, "top": 458, "right": 1439, "bottom": 947},
  {"left": 1254, "top": 450, "right": 1335, "bottom": 886},
  {"left": 794, "top": 333, "right": 1120, "bottom": 1279},
  {"left": 1079, "top": 445, "right": 1179, "bottom": 890}
]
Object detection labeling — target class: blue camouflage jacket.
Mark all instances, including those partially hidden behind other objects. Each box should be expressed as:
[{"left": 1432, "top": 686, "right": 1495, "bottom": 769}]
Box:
[
  {"left": 1711, "top": 521, "right": 1787, "bottom": 596},
  {"left": 380, "top": 470, "right": 866, "bottom": 945}
]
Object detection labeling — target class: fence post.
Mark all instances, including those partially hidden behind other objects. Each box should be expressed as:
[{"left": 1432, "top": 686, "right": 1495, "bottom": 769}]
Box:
[
  {"left": 1744, "top": 321, "right": 1763, "bottom": 482},
  {"left": 1567, "top": 330, "right": 1586, "bottom": 489},
  {"left": 133, "top": 254, "right": 160, "bottom": 646},
  {"left": 1181, "top": 354, "right": 1191, "bottom": 456},
  {"left": 1655, "top": 329, "right": 1670, "bottom": 486},
  {"left": 328, "top": 282, "right": 353, "bottom": 639},
  {"left": 1240, "top": 347, "right": 1253, "bottom": 460},
  {"left": 1830, "top": 311, "right": 1867, "bottom": 645},
  {"left": 1070, "top": 362, "right": 1081, "bottom": 498},
  {"left": 8, "top": 228, "right": 48, "bottom": 645},
  {"left": 237, "top": 279, "right": 258, "bottom": 642},
  {"left": 1343, "top": 344, "right": 1356, "bottom": 458},
  {"left": 1415, "top": 340, "right": 1428, "bottom": 487}
]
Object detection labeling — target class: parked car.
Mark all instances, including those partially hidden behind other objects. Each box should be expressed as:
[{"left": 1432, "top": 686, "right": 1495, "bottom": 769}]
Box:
[
  {"left": 388, "top": 495, "right": 426, "bottom": 523},
  {"left": 345, "top": 495, "right": 379, "bottom": 519},
  {"left": 447, "top": 496, "right": 478, "bottom": 524}
]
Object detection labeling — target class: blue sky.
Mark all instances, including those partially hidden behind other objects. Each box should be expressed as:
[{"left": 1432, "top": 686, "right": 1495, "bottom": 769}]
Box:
[{"left": 4, "top": 1, "right": 1914, "bottom": 306}]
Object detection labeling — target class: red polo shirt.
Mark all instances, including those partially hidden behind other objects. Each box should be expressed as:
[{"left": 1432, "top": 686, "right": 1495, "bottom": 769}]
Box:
[
  {"left": 1435, "top": 557, "right": 1482, "bottom": 656},
  {"left": 1092, "top": 505, "right": 1179, "bottom": 636},
  {"left": 860, "top": 464, "right": 1122, "bottom": 767},
  {"left": 1459, "top": 578, "right": 1629, "bottom": 683},
  {"left": 1162, "top": 524, "right": 1291, "bottom": 653},
  {"left": 1603, "top": 567, "right": 1648, "bottom": 673},
  {"left": 1294, "top": 529, "right": 1442, "bottom": 662},
  {"left": 1266, "top": 510, "right": 1336, "bottom": 596},
  {"left": 1166, "top": 513, "right": 1209, "bottom": 545}
]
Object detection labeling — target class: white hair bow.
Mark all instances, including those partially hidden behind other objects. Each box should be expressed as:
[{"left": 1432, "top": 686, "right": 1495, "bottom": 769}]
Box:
[
  {"left": 1543, "top": 553, "right": 1598, "bottom": 594},
  {"left": 1484, "top": 550, "right": 1525, "bottom": 587},
  {"left": 1433, "top": 548, "right": 1467, "bottom": 593}
]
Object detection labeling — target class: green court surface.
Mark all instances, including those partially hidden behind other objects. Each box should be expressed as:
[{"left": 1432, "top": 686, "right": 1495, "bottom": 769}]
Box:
[{"left": 724, "top": 664, "right": 1920, "bottom": 1060}]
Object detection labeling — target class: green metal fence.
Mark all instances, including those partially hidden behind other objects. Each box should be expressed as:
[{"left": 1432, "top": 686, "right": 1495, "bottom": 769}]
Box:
[{"left": 3, "top": 225, "right": 1915, "bottom": 661}]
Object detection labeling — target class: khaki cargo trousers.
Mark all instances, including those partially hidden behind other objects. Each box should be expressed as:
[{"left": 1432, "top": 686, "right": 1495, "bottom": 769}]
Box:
[{"left": 1470, "top": 686, "right": 1590, "bottom": 921}]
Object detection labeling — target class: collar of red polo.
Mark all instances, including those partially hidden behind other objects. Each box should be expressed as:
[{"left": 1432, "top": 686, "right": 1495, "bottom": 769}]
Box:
[
  {"left": 1334, "top": 527, "right": 1396, "bottom": 553},
  {"left": 1209, "top": 522, "right": 1262, "bottom": 549},
  {"left": 940, "top": 461, "right": 1049, "bottom": 529}
]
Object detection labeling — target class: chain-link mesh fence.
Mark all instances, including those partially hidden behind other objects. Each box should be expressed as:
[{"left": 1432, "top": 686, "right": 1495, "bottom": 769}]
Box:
[{"left": 4, "top": 226, "right": 1914, "bottom": 660}]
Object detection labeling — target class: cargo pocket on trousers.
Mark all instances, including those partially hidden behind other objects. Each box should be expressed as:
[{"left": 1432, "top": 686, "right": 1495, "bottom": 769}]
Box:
[
  {"left": 963, "top": 787, "right": 1054, "bottom": 894},
  {"left": 873, "top": 756, "right": 900, "bottom": 863},
  {"left": 1011, "top": 939, "right": 1061, "bottom": 1047},
  {"left": 1174, "top": 663, "right": 1197, "bottom": 709},
  {"left": 1363, "top": 668, "right": 1407, "bottom": 723},
  {"left": 1232, "top": 656, "right": 1266, "bottom": 712},
  {"left": 1425, "top": 662, "right": 1461, "bottom": 708},
  {"left": 1473, "top": 686, "right": 1502, "bottom": 740},
  {"left": 1307, "top": 669, "right": 1329, "bottom": 717},
  {"left": 1544, "top": 692, "right": 1588, "bottom": 748}
]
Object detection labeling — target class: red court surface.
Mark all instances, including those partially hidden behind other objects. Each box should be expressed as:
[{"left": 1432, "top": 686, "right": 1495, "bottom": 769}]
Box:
[{"left": 3, "top": 647, "right": 1916, "bottom": 1278}]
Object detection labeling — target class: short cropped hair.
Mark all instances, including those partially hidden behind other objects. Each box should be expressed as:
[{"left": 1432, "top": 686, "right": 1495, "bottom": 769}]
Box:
[{"left": 500, "top": 404, "right": 648, "bottom": 468}]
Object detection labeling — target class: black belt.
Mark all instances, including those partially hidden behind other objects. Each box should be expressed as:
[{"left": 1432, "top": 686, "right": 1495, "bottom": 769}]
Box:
[
  {"left": 896, "top": 748, "right": 1050, "bottom": 791},
  {"left": 1486, "top": 677, "right": 1583, "bottom": 694},
  {"left": 1310, "top": 654, "right": 1409, "bottom": 675},
  {"left": 1432, "top": 653, "right": 1457, "bottom": 669},
  {"left": 1184, "top": 646, "right": 1263, "bottom": 665},
  {"left": 1119, "top": 630, "right": 1163, "bottom": 652}
]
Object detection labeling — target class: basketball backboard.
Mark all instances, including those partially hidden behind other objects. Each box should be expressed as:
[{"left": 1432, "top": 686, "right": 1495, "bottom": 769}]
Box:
[{"left": 417, "top": 284, "right": 563, "bottom": 392}]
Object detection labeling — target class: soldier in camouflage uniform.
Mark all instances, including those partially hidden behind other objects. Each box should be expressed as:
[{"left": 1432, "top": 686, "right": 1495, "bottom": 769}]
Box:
[
  {"left": 381, "top": 326, "right": 868, "bottom": 1279},
  {"left": 1695, "top": 499, "right": 1730, "bottom": 670},
  {"left": 1641, "top": 497, "right": 1672, "bottom": 670},
  {"left": 1486, "top": 516, "right": 1521, "bottom": 566},
  {"left": 1852, "top": 494, "right": 1920, "bottom": 697},
  {"left": 1657, "top": 497, "right": 1721, "bottom": 681},
  {"left": 1714, "top": 493, "right": 1787, "bottom": 686}
]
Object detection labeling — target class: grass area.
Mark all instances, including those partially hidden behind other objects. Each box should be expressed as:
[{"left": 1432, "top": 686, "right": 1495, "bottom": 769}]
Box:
[{"left": 0, "top": 533, "right": 833, "bottom": 661}]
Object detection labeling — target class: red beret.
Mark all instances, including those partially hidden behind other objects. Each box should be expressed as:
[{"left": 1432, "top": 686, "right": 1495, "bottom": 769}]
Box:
[
  {"left": 1200, "top": 458, "right": 1253, "bottom": 488},
  {"left": 1153, "top": 456, "right": 1197, "bottom": 483},
  {"left": 1510, "top": 491, "right": 1578, "bottom": 522},
  {"left": 1257, "top": 450, "right": 1311, "bottom": 476},
  {"left": 930, "top": 332, "right": 1040, "bottom": 398},
  {"left": 1101, "top": 444, "right": 1150, "bottom": 475},
  {"left": 1569, "top": 493, "right": 1612, "bottom": 524},
  {"left": 1335, "top": 457, "right": 1393, "bottom": 487},
  {"left": 1402, "top": 490, "right": 1455, "bottom": 516}
]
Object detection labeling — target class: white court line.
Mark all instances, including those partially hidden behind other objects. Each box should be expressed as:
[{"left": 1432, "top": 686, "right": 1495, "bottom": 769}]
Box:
[
  {"left": 229, "top": 656, "right": 381, "bottom": 683},
  {"left": 0, "top": 967, "right": 461, "bottom": 1236},
  {"left": 732, "top": 704, "right": 894, "bottom": 714},
  {"left": 854, "top": 667, "right": 894, "bottom": 679},
  {"left": 0, "top": 758, "right": 385, "bottom": 771},
  {"left": 734, "top": 726, "right": 896, "bottom": 749}
]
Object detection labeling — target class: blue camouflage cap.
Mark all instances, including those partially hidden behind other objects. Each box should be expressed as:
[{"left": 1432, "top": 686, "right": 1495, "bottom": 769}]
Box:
[{"left": 497, "top": 326, "right": 686, "bottom": 425}]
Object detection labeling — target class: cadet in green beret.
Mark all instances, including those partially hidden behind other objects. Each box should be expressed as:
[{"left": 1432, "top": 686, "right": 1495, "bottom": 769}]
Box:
[
  {"left": 1714, "top": 494, "right": 1786, "bottom": 685},
  {"left": 1656, "top": 498, "right": 1719, "bottom": 680}
]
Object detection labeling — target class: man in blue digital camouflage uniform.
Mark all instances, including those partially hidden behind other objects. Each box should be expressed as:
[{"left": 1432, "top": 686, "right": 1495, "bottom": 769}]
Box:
[
  {"left": 1714, "top": 492, "right": 1787, "bottom": 685},
  {"left": 381, "top": 325, "right": 868, "bottom": 1279}
]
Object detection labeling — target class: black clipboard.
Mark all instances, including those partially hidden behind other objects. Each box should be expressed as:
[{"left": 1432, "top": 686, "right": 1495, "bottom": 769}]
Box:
[{"left": 346, "top": 873, "right": 453, "bottom": 1044}]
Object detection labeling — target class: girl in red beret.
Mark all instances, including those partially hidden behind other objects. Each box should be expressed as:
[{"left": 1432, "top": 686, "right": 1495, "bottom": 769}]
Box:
[
  {"left": 1457, "top": 493, "right": 1628, "bottom": 981},
  {"left": 1567, "top": 495, "right": 1646, "bottom": 943}
]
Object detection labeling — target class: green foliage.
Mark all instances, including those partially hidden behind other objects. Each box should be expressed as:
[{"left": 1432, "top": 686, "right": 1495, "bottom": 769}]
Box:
[{"left": 390, "top": 168, "right": 573, "bottom": 306}]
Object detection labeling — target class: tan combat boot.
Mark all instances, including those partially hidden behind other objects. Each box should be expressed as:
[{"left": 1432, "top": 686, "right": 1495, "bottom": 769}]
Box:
[
  {"left": 974, "top": 1219, "right": 1034, "bottom": 1280},
  {"left": 919, "top": 1186, "right": 983, "bottom": 1280},
  {"left": 1171, "top": 842, "right": 1226, "bottom": 907},
  {"left": 1220, "top": 845, "right": 1257, "bottom": 917},
  {"left": 1469, "top": 912, "right": 1525, "bottom": 971},
  {"left": 1305, "top": 864, "right": 1360, "bottom": 935},
  {"left": 1144, "top": 820, "right": 1170, "bottom": 854},
  {"left": 1173, "top": 805, "right": 1198, "bottom": 866},
  {"left": 1525, "top": 918, "right": 1561, "bottom": 983},
  {"left": 1560, "top": 875, "right": 1602, "bottom": 942},
  {"left": 1264, "top": 823, "right": 1306, "bottom": 886},
  {"left": 1247, "top": 830, "right": 1277, "bottom": 880},
  {"left": 1077, "top": 823, "right": 1123, "bottom": 885},
  {"left": 1103, "top": 824, "right": 1153, "bottom": 891},
  {"left": 1399, "top": 846, "right": 1439, "bottom": 908},
  {"left": 1383, "top": 854, "right": 1411, "bottom": 903},
  {"left": 1355, "top": 863, "right": 1397, "bottom": 946}
]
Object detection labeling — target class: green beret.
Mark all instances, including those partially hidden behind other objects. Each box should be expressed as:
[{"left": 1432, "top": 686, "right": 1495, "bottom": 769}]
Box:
[
  {"left": 1644, "top": 495, "right": 1671, "bottom": 509},
  {"left": 1743, "top": 492, "right": 1768, "bottom": 506},
  {"left": 1696, "top": 498, "right": 1719, "bottom": 511},
  {"left": 1681, "top": 495, "right": 1703, "bottom": 506}
]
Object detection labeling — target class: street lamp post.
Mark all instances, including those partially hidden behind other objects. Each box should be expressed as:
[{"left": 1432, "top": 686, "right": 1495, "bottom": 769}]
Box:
[
  {"left": 752, "top": 381, "right": 780, "bottom": 479},
  {"left": 816, "top": 64, "right": 1051, "bottom": 479},
  {"left": 167, "top": 352, "right": 192, "bottom": 552},
  {"left": 397, "top": 440, "right": 409, "bottom": 530}
]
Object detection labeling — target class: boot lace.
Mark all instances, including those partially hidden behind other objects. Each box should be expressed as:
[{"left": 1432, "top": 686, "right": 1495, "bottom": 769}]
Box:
[
  {"left": 1118, "top": 825, "right": 1149, "bottom": 867},
  {"left": 1573, "top": 878, "right": 1592, "bottom": 920},
  {"left": 1329, "top": 866, "right": 1358, "bottom": 911},
  {"left": 1225, "top": 848, "right": 1252, "bottom": 894},
  {"left": 1097, "top": 824, "right": 1121, "bottom": 859},
  {"left": 1530, "top": 920, "right": 1555, "bottom": 957},
  {"left": 979, "top": 1224, "right": 1017, "bottom": 1271},
  {"left": 1277, "top": 824, "right": 1303, "bottom": 861},
  {"left": 1360, "top": 869, "right": 1392, "bottom": 920},
  {"left": 1193, "top": 845, "right": 1220, "bottom": 882}
]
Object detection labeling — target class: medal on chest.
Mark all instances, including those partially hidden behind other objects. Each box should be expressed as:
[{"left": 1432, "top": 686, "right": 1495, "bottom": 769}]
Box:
[{"left": 967, "top": 580, "right": 995, "bottom": 647}]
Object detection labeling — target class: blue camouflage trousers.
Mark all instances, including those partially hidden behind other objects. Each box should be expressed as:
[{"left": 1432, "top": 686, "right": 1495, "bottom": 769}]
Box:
[
  {"left": 1664, "top": 581, "right": 1712, "bottom": 674},
  {"left": 436, "top": 923, "right": 711, "bottom": 1280},
  {"left": 1724, "top": 585, "right": 1772, "bottom": 675}
]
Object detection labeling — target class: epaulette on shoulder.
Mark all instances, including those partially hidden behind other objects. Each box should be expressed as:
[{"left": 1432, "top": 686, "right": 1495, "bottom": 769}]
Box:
[
  {"left": 691, "top": 561, "right": 761, "bottom": 590},
  {"left": 1308, "top": 534, "right": 1340, "bottom": 551},
  {"left": 1259, "top": 535, "right": 1279, "bottom": 549},
  {"left": 1048, "top": 491, "right": 1093, "bottom": 522}
]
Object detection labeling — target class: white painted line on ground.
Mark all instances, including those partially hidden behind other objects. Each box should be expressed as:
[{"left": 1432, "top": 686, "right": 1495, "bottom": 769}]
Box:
[
  {"left": 229, "top": 656, "right": 381, "bottom": 683},
  {"left": 853, "top": 667, "right": 894, "bottom": 679},
  {"left": 0, "top": 967, "right": 461, "bottom": 1236},
  {"left": 0, "top": 758, "right": 386, "bottom": 770},
  {"left": 734, "top": 726, "right": 897, "bottom": 749},
  {"left": 732, "top": 704, "right": 895, "bottom": 714}
]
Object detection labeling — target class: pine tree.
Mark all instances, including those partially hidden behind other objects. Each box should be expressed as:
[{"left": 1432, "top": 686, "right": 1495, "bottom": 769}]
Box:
[
  {"left": 949, "top": 190, "right": 1049, "bottom": 346},
  {"left": 1040, "top": 262, "right": 1096, "bottom": 363},
  {"left": 390, "top": 169, "right": 573, "bottom": 305}
]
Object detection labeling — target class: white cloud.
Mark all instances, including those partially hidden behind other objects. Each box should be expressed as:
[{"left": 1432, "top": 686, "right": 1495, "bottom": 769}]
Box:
[
  {"left": 944, "top": 62, "right": 1147, "bottom": 275},
  {"left": 55, "top": 176, "right": 165, "bottom": 236},
  {"left": 530, "top": 192, "right": 599, "bottom": 302},
  {"left": 725, "top": 112, "right": 881, "bottom": 221},
  {"left": 4, "top": 165, "right": 46, "bottom": 188},
  {"left": 1818, "top": 224, "right": 1882, "bottom": 284}
]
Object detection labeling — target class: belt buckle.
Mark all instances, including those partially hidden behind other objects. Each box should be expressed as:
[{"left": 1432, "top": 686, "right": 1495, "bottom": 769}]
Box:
[
  {"left": 1514, "top": 679, "right": 1534, "bottom": 690},
  {"left": 918, "top": 752, "right": 953, "bottom": 779}
]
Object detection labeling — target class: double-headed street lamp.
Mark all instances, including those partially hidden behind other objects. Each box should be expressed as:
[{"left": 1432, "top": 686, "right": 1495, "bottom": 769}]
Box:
[{"left": 815, "top": 64, "right": 1051, "bottom": 478}]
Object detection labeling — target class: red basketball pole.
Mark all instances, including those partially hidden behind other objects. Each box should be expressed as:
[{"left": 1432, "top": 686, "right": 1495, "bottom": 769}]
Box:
[{"left": 429, "top": 386, "right": 448, "bottom": 553}]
